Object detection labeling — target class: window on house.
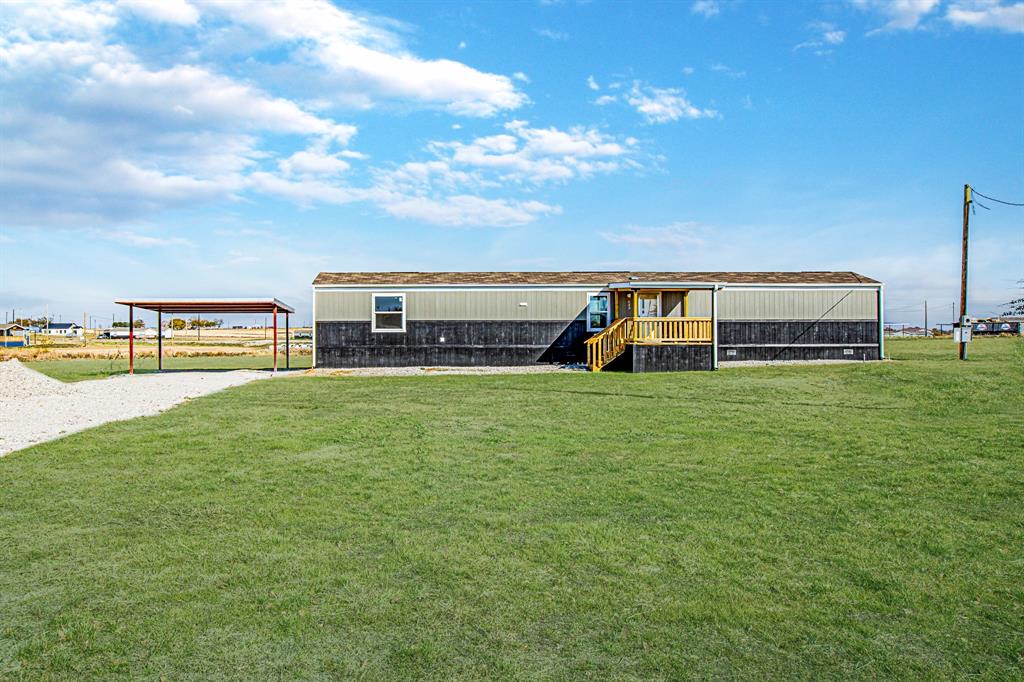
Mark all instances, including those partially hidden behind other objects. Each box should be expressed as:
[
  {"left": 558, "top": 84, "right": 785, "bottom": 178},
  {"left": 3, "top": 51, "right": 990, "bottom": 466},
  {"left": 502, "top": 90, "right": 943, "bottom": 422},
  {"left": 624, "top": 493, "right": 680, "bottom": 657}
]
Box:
[
  {"left": 372, "top": 293, "right": 406, "bottom": 332},
  {"left": 586, "top": 293, "right": 610, "bottom": 331}
]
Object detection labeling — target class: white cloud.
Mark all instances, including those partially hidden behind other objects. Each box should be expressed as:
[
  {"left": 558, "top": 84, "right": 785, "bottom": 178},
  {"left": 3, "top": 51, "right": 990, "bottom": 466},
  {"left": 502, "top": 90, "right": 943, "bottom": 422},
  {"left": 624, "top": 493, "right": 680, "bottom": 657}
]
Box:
[
  {"left": 587, "top": 75, "right": 600, "bottom": 90},
  {"left": 458, "top": 40, "right": 467, "bottom": 49},
  {"left": 594, "top": 94, "right": 617, "bottom": 106},
  {"left": 682, "top": 66, "right": 696, "bottom": 75},
  {"left": 278, "top": 149, "right": 351, "bottom": 178},
  {"left": 425, "top": 121, "right": 636, "bottom": 185},
  {"left": 200, "top": 0, "right": 528, "bottom": 117},
  {"left": 946, "top": 1, "right": 1024, "bottom": 32},
  {"left": 0, "top": 0, "right": 641, "bottom": 231},
  {"left": 691, "top": 1, "right": 720, "bottom": 18},
  {"left": 534, "top": 27, "right": 569, "bottom": 40},
  {"left": 626, "top": 82, "right": 718, "bottom": 123},
  {"left": 381, "top": 195, "right": 560, "bottom": 227},
  {"left": 850, "top": 0, "right": 941, "bottom": 32},
  {"left": 601, "top": 221, "right": 710, "bottom": 249},
  {"left": 0, "top": 3, "right": 364, "bottom": 226},
  {"left": 118, "top": 0, "right": 199, "bottom": 25},
  {"left": 99, "top": 229, "right": 195, "bottom": 247},
  {"left": 795, "top": 22, "right": 847, "bottom": 53},
  {"left": 512, "top": 71, "right": 530, "bottom": 83},
  {"left": 249, "top": 121, "right": 638, "bottom": 227},
  {"left": 710, "top": 63, "right": 746, "bottom": 78}
]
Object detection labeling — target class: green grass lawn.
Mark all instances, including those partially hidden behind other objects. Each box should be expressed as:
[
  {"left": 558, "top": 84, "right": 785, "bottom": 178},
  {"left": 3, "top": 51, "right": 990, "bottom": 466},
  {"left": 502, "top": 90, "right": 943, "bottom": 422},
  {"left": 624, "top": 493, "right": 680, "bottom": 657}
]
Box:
[
  {"left": 26, "top": 353, "right": 312, "bottom": 382},
  {"left": 2, "top": 338, "right": 1022, "bottom": 679}
]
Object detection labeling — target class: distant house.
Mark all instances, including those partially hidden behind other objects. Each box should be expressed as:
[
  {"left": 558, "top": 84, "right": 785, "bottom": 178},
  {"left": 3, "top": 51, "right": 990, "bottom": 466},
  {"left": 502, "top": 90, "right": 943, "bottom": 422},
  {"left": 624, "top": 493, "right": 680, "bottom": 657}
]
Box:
[
  {"left": 1, "top": 323, "right": 29, "bottom": 347},
  {"left": 37, "top": 322, "right": 83, "bottom": 337},
  {"left": 312, "top": 271, "right": 884, "bottom": 372}
]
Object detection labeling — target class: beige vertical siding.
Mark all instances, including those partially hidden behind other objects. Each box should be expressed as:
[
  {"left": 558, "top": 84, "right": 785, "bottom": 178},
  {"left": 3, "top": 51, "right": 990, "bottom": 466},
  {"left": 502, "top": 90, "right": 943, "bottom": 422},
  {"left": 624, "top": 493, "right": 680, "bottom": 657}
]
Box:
[
  {"left": 315, "top": 289, "right": 592, "bottom": 322},
  {"left": 718, "top": 289, "right": 877, "bottom": 320},
  {"left": 687, "top": 291, "right": 712, "bottom": 317}
]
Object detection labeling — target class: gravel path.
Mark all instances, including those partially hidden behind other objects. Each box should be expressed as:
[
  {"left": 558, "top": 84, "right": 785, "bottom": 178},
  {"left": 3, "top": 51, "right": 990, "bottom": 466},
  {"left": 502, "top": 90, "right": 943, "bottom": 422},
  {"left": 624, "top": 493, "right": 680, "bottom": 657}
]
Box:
[{"left": 0, "top": 360, "right": 272, "bottom": 456}]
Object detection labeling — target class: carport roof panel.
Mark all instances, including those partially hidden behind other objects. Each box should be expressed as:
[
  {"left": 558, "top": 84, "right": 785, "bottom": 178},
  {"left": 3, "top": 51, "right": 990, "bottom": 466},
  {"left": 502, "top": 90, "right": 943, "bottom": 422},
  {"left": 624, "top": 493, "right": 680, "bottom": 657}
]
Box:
[{"left": 114, "top": 298, "right": 295, "bottom": 314}]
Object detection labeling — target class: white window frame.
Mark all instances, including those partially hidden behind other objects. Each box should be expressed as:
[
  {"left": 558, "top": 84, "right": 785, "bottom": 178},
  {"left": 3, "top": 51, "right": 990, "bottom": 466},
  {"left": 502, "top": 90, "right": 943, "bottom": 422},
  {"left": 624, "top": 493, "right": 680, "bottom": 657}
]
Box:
[
  {"left": 371, "top": 292, "right": 406, "bottom": 333},
  {"left": 586, "top": 292, "right": 611, "bottom": 332}
]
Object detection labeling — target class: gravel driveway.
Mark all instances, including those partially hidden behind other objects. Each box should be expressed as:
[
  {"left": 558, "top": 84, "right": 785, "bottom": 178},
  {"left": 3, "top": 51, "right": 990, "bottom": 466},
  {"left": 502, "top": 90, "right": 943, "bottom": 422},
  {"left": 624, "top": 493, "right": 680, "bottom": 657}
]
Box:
[{"left": 0, "top": 360, "right": 271, "bottom": 456}]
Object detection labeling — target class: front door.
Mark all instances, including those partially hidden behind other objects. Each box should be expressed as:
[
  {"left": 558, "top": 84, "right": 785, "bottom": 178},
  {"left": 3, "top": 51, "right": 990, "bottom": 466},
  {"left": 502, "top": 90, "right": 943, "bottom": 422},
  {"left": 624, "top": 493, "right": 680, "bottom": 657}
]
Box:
[{"left": 637, "top": 292, "right": 660, "bottom": 317}]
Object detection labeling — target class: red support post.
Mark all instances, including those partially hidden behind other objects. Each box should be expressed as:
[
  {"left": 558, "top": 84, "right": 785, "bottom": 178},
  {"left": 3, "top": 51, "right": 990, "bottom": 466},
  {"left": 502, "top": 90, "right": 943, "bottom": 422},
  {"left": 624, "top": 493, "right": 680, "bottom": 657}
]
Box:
[
  {"left": 128, "top": 304, "right": 134, "bottom": 375},
  {"left": 273, "top": 307, "right": 278, "bottom": 373}
]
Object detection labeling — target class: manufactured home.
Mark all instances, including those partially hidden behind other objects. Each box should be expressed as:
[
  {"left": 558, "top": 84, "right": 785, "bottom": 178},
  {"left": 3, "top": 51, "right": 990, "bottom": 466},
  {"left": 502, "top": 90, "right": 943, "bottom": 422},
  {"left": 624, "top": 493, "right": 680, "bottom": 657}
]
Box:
[
  {"left": 312, "top": 271, "right": 883, "bottom": 372},
  {"left": 37, "top": 322, "right": 83, "bottom": 337}
]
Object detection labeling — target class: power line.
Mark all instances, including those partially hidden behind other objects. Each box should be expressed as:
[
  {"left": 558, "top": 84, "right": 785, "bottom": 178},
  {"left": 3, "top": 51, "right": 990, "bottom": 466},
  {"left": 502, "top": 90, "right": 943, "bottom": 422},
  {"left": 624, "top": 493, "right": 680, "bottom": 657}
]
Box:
[{"left": 971, "top": 188, "right": 1024, "bottom": 207}]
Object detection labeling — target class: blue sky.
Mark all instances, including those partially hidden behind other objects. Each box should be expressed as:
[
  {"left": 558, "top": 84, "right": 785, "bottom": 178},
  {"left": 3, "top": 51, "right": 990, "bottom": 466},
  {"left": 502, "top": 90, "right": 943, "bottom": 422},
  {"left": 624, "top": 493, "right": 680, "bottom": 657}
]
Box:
[{"left": 1, "top": 0, "right": 1021, "bottom": 327}]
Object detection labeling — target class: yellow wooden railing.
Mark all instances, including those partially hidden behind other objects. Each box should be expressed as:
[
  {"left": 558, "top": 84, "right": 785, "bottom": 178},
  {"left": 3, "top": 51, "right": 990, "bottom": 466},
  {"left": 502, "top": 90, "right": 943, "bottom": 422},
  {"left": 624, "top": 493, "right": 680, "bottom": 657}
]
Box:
[
  {"left": 585, "top": 317, "right": 630, "bottom": 372},
  {"left": 586, "top": 317, "right": 713, "bottom": 371},
  {"left": 630, "top": 317, "right": 712, "bottom": 344}
]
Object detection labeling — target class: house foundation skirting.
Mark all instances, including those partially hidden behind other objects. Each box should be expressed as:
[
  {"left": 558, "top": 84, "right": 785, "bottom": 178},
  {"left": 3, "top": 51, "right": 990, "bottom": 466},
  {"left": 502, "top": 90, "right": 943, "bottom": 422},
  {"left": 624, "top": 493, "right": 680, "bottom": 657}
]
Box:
[
  {"left": 316, "top": 320, "right": 588, "bottom": 367},
  {"left": 315, "top": 318, "right": 881, "bottom": 369},
  {"left": 604, "top": 344, "right": 714, "bottom": 372},
  {"left": 717, "top": 319, "right": 880, "bottom": 362}
]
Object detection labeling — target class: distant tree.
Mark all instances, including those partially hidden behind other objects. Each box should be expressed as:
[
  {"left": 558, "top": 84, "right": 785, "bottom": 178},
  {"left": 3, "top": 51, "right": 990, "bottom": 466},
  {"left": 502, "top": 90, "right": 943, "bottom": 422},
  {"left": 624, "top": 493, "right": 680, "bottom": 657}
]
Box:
[
  {"left": 1002, "top": 280, "right": 1024, "bottom": 316},
  {"left": 112, "top": 321, "right": 129, "bottom": 328},
  {"left": 134, "top": 319, "right": 145, "bottom": 328},
  {"left": 169, "top": 318, "right": 187, "bottom": 330},
  {"left": 189, "top": 318, "right": 222, "bottom": 328},
  {"left": 14, "top": 317, "right": 48, "bottom": 327}
]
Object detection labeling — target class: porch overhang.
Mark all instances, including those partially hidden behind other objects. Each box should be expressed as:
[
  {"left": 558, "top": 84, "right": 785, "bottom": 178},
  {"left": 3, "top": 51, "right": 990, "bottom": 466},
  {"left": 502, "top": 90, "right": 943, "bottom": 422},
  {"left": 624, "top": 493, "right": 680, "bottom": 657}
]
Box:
[{"left": 606, "top": 281, "right": 725, "bottom": 290}]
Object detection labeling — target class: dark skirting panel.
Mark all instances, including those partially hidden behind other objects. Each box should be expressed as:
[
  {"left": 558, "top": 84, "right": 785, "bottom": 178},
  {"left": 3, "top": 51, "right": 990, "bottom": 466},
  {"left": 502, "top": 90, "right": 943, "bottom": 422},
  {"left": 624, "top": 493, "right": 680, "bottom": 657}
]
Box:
[
  {"left": 718, "top": 319, "right": 880, "bottom": 362},
  {"left": 719, "top": 346, "right": 880, "bottom": 361},
  {"left": 605, "top": 344, "right": 713, "bottom": 372},
  {"left": 316, "top": 320, "right": 588, "bottom": 367}
]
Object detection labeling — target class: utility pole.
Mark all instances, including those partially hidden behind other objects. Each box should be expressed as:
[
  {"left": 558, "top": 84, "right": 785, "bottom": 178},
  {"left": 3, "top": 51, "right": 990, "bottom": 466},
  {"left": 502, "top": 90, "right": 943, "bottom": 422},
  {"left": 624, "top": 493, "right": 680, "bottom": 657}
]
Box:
[
  {"left": 924, "top": 300, "right": 928, "bottom": 337},
  {"left": 959, "top": 184, "right": 971, "bottom": 360}
]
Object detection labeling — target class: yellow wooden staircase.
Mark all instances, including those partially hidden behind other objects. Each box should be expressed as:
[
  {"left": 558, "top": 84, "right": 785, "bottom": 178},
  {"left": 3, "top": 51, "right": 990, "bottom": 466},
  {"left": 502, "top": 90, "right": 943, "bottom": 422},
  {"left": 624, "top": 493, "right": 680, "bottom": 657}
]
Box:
[
  {"left": 585, "top": 317, "right": 713, "bottom": 371},
  {"left": 585, "top": 317, "right": 630, "bottom": 371}
]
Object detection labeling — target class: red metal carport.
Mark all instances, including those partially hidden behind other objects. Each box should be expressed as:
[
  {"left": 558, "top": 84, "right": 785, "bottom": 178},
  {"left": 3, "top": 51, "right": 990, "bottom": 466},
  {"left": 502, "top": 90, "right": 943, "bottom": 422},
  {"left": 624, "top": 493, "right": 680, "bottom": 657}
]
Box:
[{"left": 114, "top": 298, "right": 296, "bottom": 375}]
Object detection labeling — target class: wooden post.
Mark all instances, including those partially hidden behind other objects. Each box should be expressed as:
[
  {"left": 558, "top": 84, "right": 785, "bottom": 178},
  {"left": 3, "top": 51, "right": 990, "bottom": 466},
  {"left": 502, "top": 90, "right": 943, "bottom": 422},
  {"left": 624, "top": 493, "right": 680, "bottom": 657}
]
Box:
[
  {"left": 273, "top": 307, "right": 278, "bottom": 373},
  {"left": 711, "top": 286, "right": 718, "bottom": 370},
  {"left": 128, "top": 305, "right": 134, "bottom": 375},
  {"left": 157, "top": 310, "right": 162, "bottom": 372},
  {"left": 959, "top": 184, "right": 970, "bottom": 360},
  {"left": 285, "top": 312, "right": 290, "bottom": 369}
]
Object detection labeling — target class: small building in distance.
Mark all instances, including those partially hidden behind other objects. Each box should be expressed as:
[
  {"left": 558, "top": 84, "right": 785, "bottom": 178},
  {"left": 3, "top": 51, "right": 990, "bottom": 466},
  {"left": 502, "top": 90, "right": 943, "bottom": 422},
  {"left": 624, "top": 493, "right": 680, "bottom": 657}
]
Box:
[
  {"left": 37, "top": 322, "right": 84, "bottom": 337},
  {"left": 312, "top": 271, "right": 884, "bottom": 372},
  {"left": 1, "top": 323, "right": 29, "bottom": 347}
]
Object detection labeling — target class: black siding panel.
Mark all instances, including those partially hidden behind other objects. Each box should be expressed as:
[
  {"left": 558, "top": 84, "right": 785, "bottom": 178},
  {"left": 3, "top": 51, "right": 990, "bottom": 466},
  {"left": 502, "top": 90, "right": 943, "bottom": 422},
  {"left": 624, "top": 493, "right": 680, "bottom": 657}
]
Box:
[
  {"left": 316, "top": 320, "right": 588, "bottom": 367},
  {"left": 718, "top": 320, "right": 880, "bottom": 362},
  {"left": 605, "top": 345, "right": 713, "bottom": 372},
  {"left": 718, "top": 320, "right": 878, "bottom": 346}
]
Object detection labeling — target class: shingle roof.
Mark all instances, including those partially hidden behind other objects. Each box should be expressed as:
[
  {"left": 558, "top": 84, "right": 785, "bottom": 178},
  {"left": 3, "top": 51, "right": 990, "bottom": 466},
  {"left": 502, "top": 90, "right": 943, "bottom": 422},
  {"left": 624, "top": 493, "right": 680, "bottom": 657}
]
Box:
[{"left": 313, "top": 271, "right": 879, "bottom": 286}]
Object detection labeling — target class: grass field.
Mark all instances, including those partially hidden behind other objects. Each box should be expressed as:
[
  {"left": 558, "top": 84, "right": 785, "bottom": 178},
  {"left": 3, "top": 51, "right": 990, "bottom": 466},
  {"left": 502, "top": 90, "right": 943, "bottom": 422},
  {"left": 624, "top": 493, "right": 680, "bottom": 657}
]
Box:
[
  {"left": 26, "top": 353, "right": 313, "bottom": 382},
  {"left": 2, "top": 338, "right": 1022, "bottom": 679}
]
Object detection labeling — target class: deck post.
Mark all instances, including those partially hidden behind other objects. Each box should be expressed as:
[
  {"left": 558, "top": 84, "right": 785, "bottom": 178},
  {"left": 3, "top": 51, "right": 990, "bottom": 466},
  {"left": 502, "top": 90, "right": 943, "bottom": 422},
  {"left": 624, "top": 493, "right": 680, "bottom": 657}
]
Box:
[
  {"left": 273, "top": 307, "right": 278, "bottom": 373},
  {"left": 711, "top": 286, "right": 719, "bottom": 370},
  {"left": 128, "top": 304, "right": 134, "bottom": 375},
  {"left": 157, "top": 310, "right": 162, "bottom": 372}
]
